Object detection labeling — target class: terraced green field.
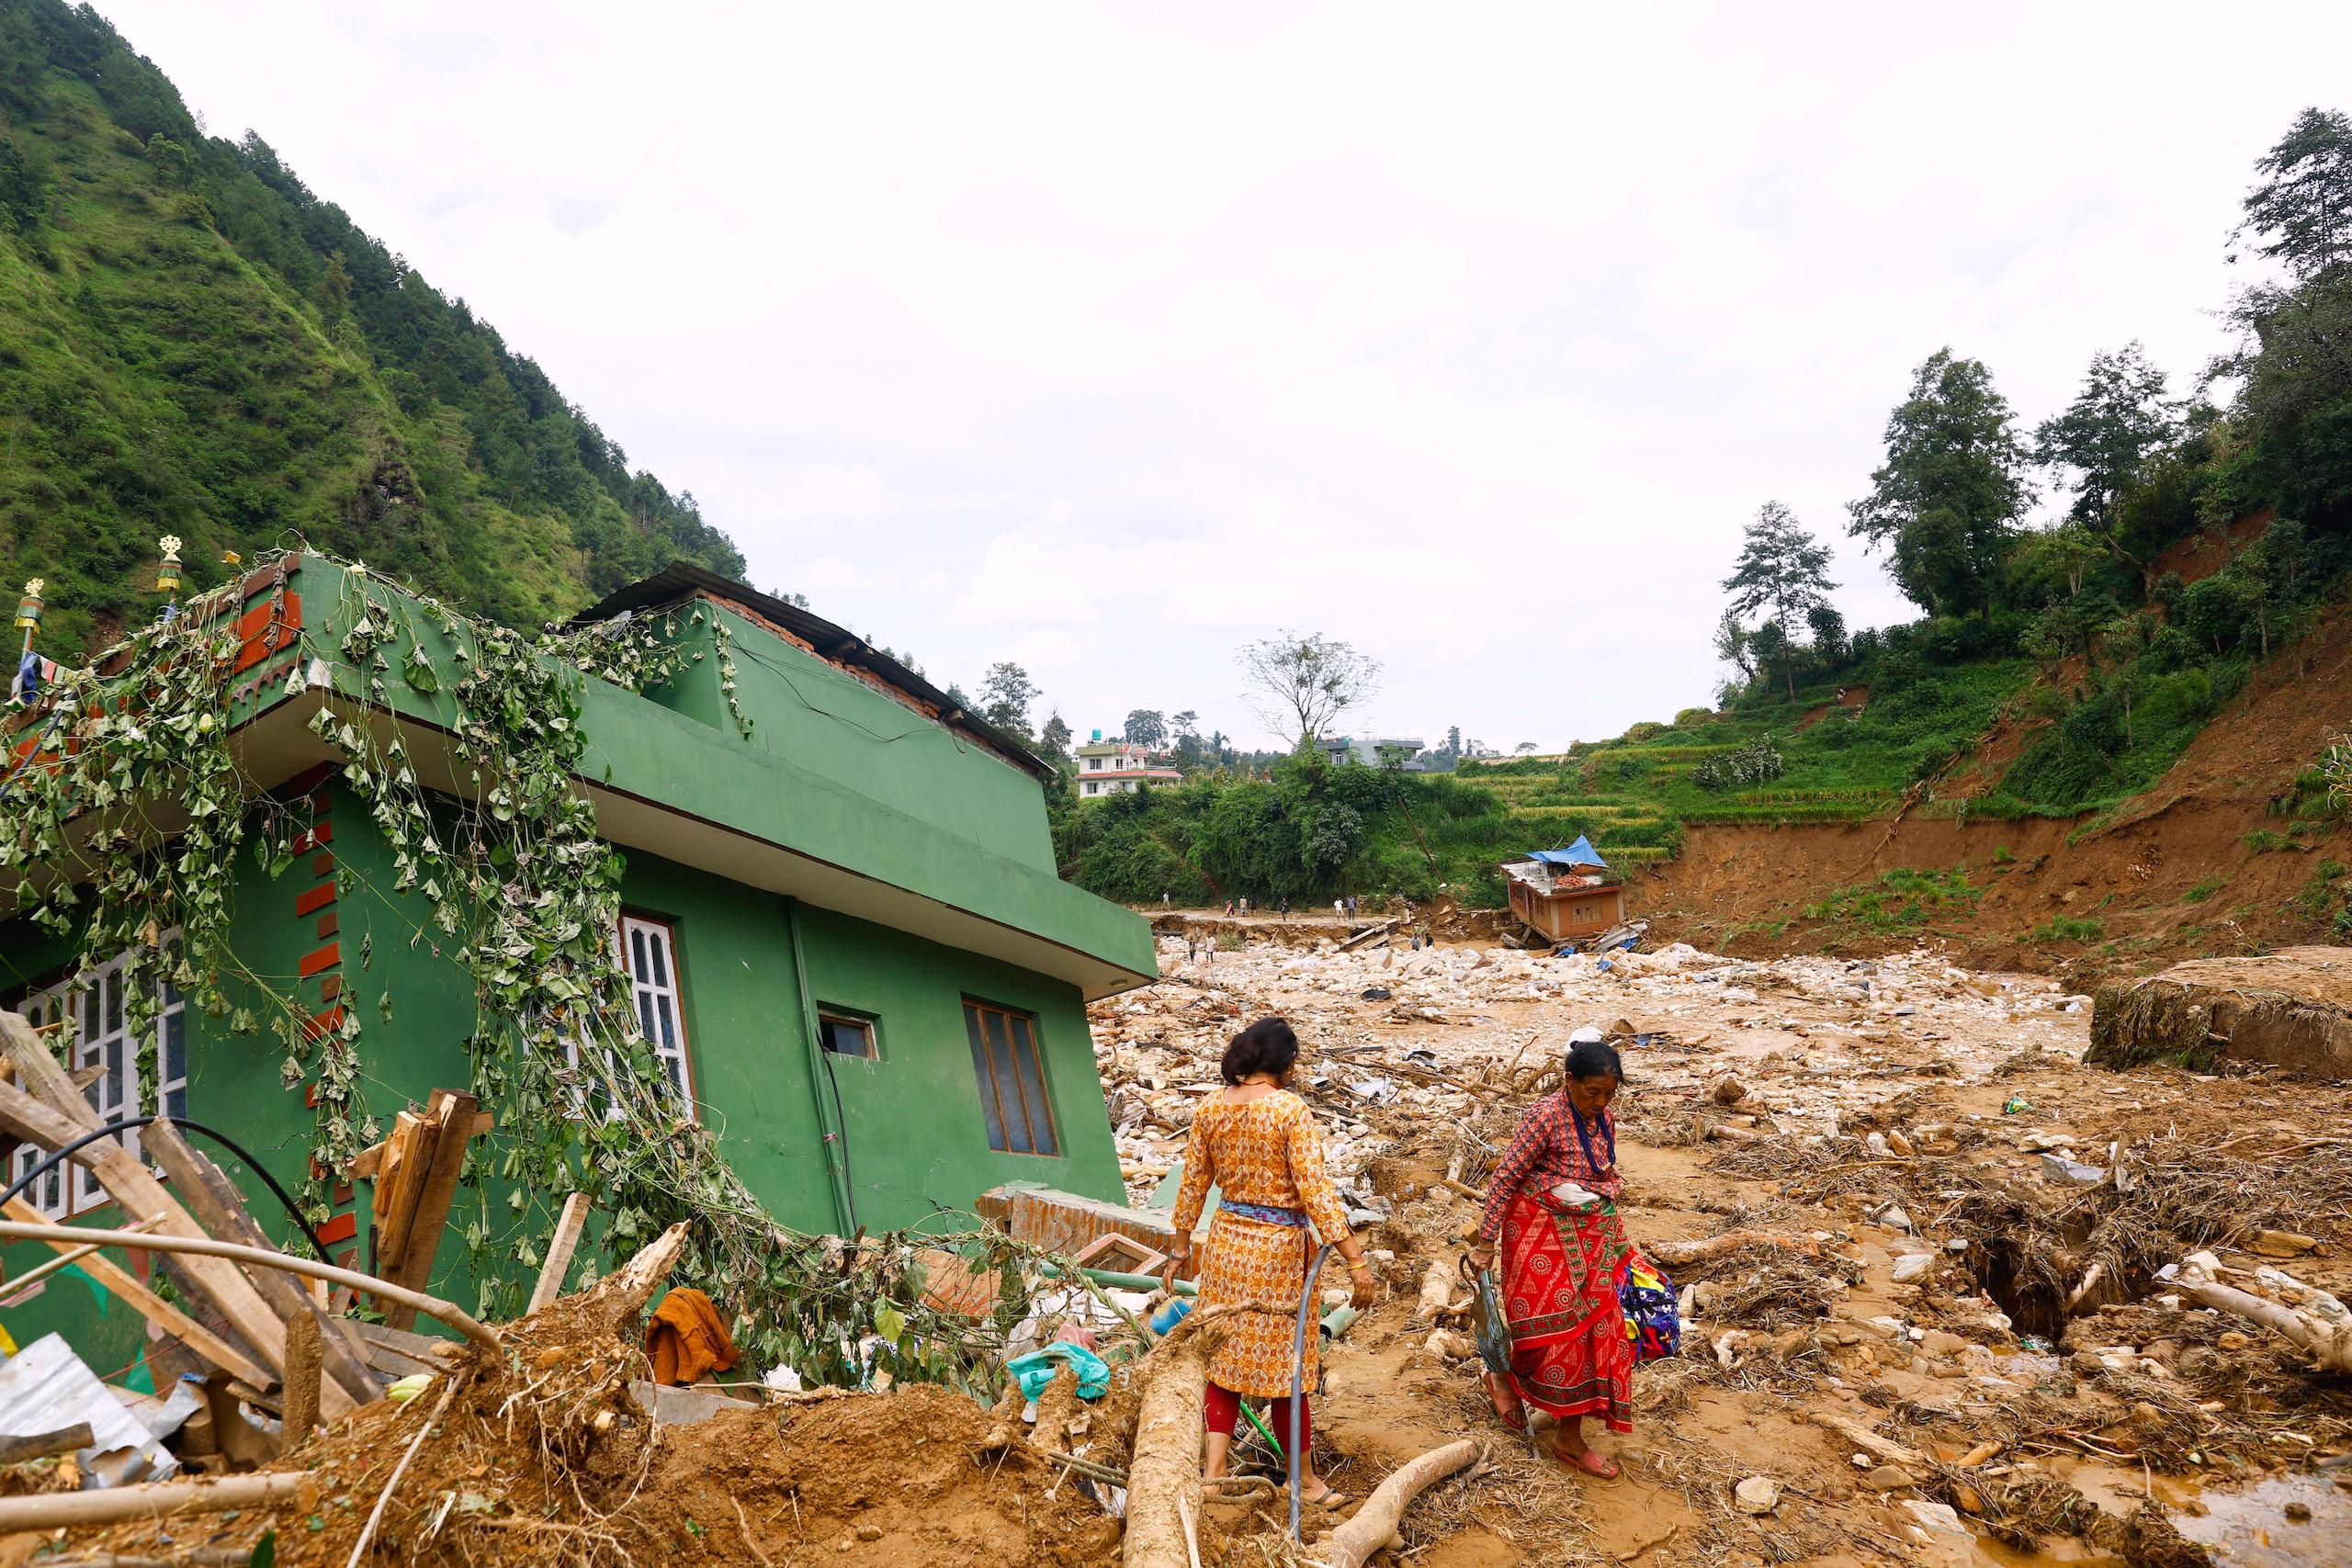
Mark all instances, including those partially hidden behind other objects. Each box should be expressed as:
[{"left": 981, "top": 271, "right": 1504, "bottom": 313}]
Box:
[{"left": 1458, "top": 660, "right": 2035, "bottom": 867}]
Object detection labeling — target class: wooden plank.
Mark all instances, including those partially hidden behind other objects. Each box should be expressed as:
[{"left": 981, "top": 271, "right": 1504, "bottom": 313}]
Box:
[
  {"left": 138, "top": 1120, "right": 377, "bottom": 1414},
  {"left": 368, "top": 1110, "right": 434, "bottom": 1269},
  {"left": 381, "top": 1089, "right": 479, "bottom": 1331},
  {"left": 527, "top": 1191, "right": 594, "bottom": 1314},
  {"left": 0, "top": 1017, "right": 291, "bottom": 1388},
  {"left": 0, "top": 1195, "right": 270, "bottom": 1389}
]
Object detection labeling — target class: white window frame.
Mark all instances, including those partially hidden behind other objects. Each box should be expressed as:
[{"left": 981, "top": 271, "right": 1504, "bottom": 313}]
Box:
[
  {"left": 568, "top": 916, "right": 696, "bottom": 1121},
  {"left": 7, "top": 937, "right": 186, "bottom": 1220}
]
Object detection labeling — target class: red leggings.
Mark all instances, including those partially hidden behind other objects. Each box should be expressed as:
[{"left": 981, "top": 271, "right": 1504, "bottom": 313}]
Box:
[{"left": 1204, "top": 1382, "right": 1311, "bottom": 1458}]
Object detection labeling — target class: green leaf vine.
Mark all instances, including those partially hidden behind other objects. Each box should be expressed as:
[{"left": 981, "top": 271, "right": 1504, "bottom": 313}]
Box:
[{"left": 0, "top": 558, "right": 1073, "bottom": 1392}]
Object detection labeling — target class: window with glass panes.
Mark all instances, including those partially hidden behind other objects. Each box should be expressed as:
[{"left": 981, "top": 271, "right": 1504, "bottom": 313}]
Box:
[
  {"left": 563, "top": 915, "right": 695, "bottom": 1119},
  {"left": 962, "top": 999, "right": 1058, "bottom": 1156},
  {"left": 619, "top": 915, "right": 693, "bottom": 1103},
  {"left": 6, "top": 938, "right": 187, "bottom": 1219}
]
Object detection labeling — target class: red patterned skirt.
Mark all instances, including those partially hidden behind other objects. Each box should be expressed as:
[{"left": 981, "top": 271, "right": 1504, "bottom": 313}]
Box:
[{"left": 1496, "top": 1188, "right": 1634, "bottom": 1431}]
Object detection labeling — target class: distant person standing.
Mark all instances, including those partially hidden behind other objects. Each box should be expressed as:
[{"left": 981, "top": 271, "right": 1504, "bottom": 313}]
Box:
[
  {"left": 1224, "top": 899, "right": 1235, "bottom": 917},
  {"left": 1163, "top": 892, "right": 1171, "bottom": 908},
  {"left": 1333, "top": 898, "right": 1344, "bottom": 919},
  {"left": 1280, "top": 897, "right": 1291, "bottom": 920}
]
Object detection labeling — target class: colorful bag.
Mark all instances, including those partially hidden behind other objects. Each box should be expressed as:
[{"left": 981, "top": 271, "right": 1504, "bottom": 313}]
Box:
[{"left": 1616, "top": 1249, "right": 1679, "bottom": 1365}]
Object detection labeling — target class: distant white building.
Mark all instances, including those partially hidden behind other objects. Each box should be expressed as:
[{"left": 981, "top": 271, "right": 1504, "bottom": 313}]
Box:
[
  {"left": 1323, "top": 734, "right": 1426, "bottom": 770},
  {"left": 1074, "top": 731, "right": 1184, "bottom": 798}
]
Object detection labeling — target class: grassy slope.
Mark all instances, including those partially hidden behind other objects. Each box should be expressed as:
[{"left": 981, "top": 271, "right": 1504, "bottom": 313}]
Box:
[
  {"left": 1459, "top": 659, "right": 2038, "bottom": 860},
  {"left": 0, "top": 5, "right": 738, "bottom": 656}
]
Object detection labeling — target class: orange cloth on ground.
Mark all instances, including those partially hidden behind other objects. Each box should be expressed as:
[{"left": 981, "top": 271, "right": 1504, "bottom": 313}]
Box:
[{"left": 645, "top": 1288, "right": 740, "bottom": 1386}]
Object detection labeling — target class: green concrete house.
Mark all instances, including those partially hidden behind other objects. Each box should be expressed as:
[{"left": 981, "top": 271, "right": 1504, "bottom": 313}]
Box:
[{"left": 0, "top": 554, "right": 1153, "bottom": 1382}]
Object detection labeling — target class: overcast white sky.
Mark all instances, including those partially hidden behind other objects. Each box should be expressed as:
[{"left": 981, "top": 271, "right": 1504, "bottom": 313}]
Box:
[{"left": 92, "top": 3, "right": 2352, "bottom": 750}]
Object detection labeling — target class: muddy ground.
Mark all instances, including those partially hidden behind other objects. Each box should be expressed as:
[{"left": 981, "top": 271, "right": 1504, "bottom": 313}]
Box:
[
  {"left": 19, "top": 928, "right": 2352, "bottom": 1568},
  {"left": 1102, "top": 928, "right": 2352, "bottom": 1568}
]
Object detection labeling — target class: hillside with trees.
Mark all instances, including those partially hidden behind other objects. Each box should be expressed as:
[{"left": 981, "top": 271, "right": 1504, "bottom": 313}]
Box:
[
  {"left": 1048, "top": 107, "right": 2352, "bottom": 944},
  {"left": 0, "top": 1, "right": 741, "bottom": 655}
]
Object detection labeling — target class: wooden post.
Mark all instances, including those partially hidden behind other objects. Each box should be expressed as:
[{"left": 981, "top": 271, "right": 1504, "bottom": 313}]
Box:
[
  {"left": 528, "top": 1191, "right": 594, "bottom": 1314},
  {"left": 281, "top": 1312, "right": 322, "bottom": 1444}
]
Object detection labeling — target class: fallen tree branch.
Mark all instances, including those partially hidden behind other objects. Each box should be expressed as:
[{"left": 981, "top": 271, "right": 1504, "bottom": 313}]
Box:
[
  {"left": 0, "top": 1221, "right": 498, "bottom": 1350},
  {"left": 1646, "top": 1230, "right": 1821, "bottom": 1268},
  {"left": 0, "top": 1472, "right": 317, "bottom": 1532},
  {"left": 1124, "top": 1302, "right": 1267, "bottom": 1568},
  {"left": 0, "top": 1423, "right": 92, "bottom": 1465},
  {"left": 1811, "top": 1411, "right": 1927, "bottom": 1470},
  {"left": 1311, "top": 1438, "right": 1481, "bottom": 1568},
  {"left": 2177, "top": 1253, "right": 2352, "bottom": 1374}
]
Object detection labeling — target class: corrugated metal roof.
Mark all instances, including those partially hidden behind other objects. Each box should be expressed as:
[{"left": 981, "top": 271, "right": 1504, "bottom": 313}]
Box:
[{"left": 571, "top": 564, "right": 1057, "bottom": 782}]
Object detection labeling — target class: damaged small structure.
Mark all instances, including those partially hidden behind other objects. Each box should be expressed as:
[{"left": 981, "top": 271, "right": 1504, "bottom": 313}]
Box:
[
  {"left": 2087, "top": 946, "right": 2352, "bottom": 1079},
  {"left": 1498, "top": 838, "right": 1628, "bottom": 947},
  {"left": 0, "top": 555, "right": 1155, "bottom": 1382}
]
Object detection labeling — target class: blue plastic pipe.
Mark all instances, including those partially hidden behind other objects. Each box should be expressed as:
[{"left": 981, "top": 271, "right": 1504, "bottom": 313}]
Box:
[{"left": 1289, "top": 1243, "right": 1332, "bottom": 1542}]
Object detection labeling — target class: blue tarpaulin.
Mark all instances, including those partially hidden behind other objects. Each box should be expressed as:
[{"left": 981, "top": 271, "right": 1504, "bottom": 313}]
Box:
[{"left": 1529, "top": 838, "right": 1606, "bottom": 868}]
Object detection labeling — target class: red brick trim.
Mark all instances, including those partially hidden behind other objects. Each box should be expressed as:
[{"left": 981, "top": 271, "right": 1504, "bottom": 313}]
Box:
[
  {"left": 294, "top": 883, "right": 336, "bottom": 917},
  {"left": 315, "top": 1211, "right": 357, "bottom": 1246},
  {"left": 298, "top": 943, "right": 340, "bottom": 978}
]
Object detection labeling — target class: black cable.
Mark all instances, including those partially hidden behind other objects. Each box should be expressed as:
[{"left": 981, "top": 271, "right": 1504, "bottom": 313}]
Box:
[{"left": 2, "top": 1114, "right": 337, "bottom": 1264}]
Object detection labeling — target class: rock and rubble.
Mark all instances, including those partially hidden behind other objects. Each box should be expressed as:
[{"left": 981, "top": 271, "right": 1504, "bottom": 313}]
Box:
[
  {"left": 1093, "top": 926, "right": 2352, "bottom": 1567},
  {"left": 16, "top": 929, "right": 2352, "bottom": 1568}
]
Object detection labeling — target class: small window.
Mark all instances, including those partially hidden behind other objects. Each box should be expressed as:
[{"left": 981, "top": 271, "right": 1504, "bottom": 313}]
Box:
[
  {"left": 818, "top": 1010, "right": 877, "bottom": 1059},
  {"left": 963, "top": 999, "right": 1058, "bottom": 1156}
]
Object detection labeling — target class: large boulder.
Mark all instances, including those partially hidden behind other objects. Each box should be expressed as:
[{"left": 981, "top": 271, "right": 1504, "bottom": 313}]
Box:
[{"left": 2087, "top": 947, "right": 2352, "bottom": 1079}]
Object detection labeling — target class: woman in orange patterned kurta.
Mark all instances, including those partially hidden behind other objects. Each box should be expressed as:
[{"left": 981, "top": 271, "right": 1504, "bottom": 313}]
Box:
[{"left": 1165, "top": 1017, "right": 1375, "bottom": 1505}]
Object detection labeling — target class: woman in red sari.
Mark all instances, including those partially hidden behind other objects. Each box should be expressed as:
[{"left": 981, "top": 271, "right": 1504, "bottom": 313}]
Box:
[{"left": 1465, "top": 1040, "right": 1633, "bottom": 1477}]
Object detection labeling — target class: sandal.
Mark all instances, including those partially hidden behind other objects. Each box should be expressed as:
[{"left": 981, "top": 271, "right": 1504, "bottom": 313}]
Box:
[
  {"left": 1298, "top": 1483, "right": 1348, "bottom": 1508},
  {"left": 1483, "top": 1371, "right": 1528, "bottom": 1433},
  {"left": 1554, "top": 1446, "right": 1620, "bottom": 1480}
]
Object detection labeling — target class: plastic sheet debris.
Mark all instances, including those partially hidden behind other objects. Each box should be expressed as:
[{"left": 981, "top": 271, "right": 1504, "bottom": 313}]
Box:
[
  {"left": 1009, "top": 1342, "right": 1112, "bottom": 1403},
  {"left": 0, "top": 1333, "right": 178, "bottom": 1487},
  {"left": 2040, "top": 1154, "right": 2108, "bottom": 1186}
]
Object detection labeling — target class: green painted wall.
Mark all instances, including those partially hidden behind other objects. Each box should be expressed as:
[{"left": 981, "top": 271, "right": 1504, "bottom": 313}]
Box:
[
  {"left": 790, "top": 903, "right": 1123, "bottom": 1229},
  {"left": 0, "top": 552, "right": 1144, "bottom": 1373},
  {"left": 640, "top": 603, "right": 1057, "bottom": 875}
]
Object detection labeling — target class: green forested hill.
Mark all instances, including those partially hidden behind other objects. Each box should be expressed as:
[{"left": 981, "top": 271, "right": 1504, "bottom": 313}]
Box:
[{"left": 0, "top": 1, "right": 741, "bottom": 655}]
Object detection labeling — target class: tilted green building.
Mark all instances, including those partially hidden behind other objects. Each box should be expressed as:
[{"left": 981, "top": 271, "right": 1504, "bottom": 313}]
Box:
[{"left": 0, "top": 554, "right": 1153, "bottom": 1383}]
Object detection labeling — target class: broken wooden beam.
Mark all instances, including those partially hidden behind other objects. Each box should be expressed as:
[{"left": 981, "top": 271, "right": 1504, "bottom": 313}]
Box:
[
  {"left": 0, "top": 1016, "right": 300, "bottom": 1401},
  {"left": 0, "top": 1423, "right": 93, "bottom": 1466},
  {"left": 378, "top": 1089, "right": 485, "bottom": 1331},
  {"left": 0, "top": 1221, "right": 499, "bottom": 1350},
  {"left": 0, "top": 1195, "right": 271, "bottom": 1391},
  {"left": 528, "top": 1191, "right": 594, "bottom": 1314},
  {"left": 0, "top": 1471, "right": 318, "bottom": 1532},
  {"left": 138, "top": 1119, "right": 380, "bottom": 1410},
  {"left": 1335, "top": 919, "right": 1400, "bottom": 953}
]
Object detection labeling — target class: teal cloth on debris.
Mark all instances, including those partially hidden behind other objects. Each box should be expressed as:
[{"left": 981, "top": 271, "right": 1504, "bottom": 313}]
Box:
[{"left": 1009, "top": 1342, "right": 1112, "bottom": 1403}]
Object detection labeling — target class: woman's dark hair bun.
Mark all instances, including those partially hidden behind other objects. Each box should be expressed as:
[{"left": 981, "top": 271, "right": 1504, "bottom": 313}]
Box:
[
  {"left": 1566, "top": 1039, "right": 1626, "bottom": 1084},
  {"left": 1221, "top": 1016, "right": 1301, "bottom": 1087}
]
